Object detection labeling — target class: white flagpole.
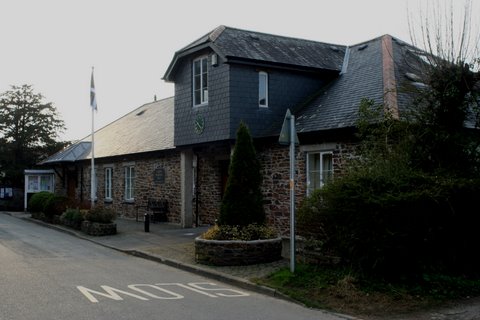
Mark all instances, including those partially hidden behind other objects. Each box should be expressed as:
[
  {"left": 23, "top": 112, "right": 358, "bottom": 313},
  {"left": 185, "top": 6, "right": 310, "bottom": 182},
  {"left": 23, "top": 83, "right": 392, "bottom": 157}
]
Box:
[{"left": 90, "top": 67, "right": 96, "bottom": 209}]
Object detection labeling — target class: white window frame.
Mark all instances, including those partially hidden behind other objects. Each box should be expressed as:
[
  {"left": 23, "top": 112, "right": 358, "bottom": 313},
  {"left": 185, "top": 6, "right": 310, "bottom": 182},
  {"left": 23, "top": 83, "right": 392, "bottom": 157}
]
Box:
[
  {"left": 258, "top": 71, "right": 269, "bottom": 107},
  {"left": 105, "top": 167, "right": 113, "bottom": 201},
  {"left": 124, "top": 166, "right": 135, "bottom": 201},
  {"left": 26, "top": 174, "right": 54, "bottom": 193},
  {"left": 306, "top": 151, "right": 334, "bottom": 196},
  {"left": 193, "top": 56, "right": 208, "bottom": 106}
]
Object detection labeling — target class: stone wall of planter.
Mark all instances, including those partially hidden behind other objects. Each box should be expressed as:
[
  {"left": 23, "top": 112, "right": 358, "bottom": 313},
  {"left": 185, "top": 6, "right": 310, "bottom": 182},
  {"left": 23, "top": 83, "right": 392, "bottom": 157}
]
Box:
[
  {"left": 81, "top": 221, "right": 117, "bottom": 236},
  {"left": 61, "top": 219, "right": 83, "bottom": 230},
  {"left": 195, "top": 237, "right": 282, "bottom": 266}
]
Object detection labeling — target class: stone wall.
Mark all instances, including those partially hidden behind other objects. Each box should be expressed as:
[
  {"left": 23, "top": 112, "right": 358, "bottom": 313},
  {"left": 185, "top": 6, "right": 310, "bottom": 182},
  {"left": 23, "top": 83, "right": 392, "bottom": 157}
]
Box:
[
  {"left": 193, "top": 140, "right": 357, "bottom": 235},
  {"left": 52, "top": 139, "right": 357, "bottom": 234},
  {"left": 194, "top": 143, "right": 231, "bottom": 226},
  {"left": 76, "top": 151, "right": 181, "bottom": 222}
]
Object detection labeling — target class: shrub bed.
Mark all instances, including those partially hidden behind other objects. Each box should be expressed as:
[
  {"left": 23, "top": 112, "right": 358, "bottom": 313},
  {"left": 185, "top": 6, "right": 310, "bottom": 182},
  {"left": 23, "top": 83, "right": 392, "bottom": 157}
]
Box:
[
  {"left": 80, "top": 207, "right": 117, "bottom": 236},
  {"left": 60, "top": 208, "right": 86, "bottom": 230}
]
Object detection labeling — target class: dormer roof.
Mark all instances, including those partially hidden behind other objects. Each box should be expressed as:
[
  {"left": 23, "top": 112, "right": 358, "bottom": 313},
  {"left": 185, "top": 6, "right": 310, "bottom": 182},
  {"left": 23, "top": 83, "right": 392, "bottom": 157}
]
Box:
[{"left": 163, "top": 25, "right": 346, "bottom": 81}]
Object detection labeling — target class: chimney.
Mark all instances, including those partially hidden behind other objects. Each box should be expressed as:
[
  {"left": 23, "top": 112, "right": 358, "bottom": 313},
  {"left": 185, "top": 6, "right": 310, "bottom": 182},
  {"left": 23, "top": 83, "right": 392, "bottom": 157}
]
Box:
[{"left": 382, "top": 35, "right": 399, "bottom": 119}]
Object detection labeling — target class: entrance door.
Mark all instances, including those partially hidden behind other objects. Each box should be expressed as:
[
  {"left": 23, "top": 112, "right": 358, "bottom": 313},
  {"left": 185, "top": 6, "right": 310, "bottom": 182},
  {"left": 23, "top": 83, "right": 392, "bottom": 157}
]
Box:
[{"left": 67, "top": 170, "right": 77, "bottom": 199}]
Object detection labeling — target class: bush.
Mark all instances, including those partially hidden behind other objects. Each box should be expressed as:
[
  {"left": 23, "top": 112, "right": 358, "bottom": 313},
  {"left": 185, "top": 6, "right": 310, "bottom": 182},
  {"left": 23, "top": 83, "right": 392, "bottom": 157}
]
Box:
[
  {"left": 85, "top": 207, "right": 116, "bottom": 224},
  {"left": 297, "top": 189, "right": 329, "bottom": 243},
  {"left": 312, "top": 168, "right": 480, "bottom": 278},
  {"left": 61, "top": 208, "right": 86, "bottom": 229},
  {"left": 28, "top": 191, "right": 54, "bottom": 213},
  {"left": 202, "top": 224, "right": 277, "bottom": 241},
  {"left": 43, "top": 195, "right": 73, "bottom": 219},
  {"left": 61, "top": 208, "right": 85, "bottom": 223}
]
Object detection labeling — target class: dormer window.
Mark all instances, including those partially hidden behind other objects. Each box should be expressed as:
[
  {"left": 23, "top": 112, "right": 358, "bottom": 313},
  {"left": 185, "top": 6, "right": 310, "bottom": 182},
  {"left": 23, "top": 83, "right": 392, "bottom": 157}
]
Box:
[
  {"left": 193, "top": 56, "right": 208, "bottom": 106},
  {"left": 258, "top": 71, "right": 268, "bottom": 107}
]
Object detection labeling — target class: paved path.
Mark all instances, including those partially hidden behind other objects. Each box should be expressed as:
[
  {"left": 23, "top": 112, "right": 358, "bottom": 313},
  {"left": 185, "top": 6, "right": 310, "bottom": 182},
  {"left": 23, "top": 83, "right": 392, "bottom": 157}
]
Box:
[{"left": 2, "top": 211, "right": 480, "bottom": 320}]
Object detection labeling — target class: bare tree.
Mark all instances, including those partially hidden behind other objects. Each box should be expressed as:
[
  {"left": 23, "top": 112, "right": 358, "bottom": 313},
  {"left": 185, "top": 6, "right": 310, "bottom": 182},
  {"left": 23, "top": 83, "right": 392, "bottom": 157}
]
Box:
[
  {"left": 406, "top": 0, "right": 480, "bottom": 175},
  {"left": 407, "top": 0, "right": 480, "bottom": 70}
]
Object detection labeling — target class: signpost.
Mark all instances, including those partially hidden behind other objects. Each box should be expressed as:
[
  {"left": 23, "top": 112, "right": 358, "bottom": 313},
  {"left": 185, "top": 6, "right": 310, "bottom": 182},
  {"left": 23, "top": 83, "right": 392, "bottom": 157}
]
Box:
[{"left": 279, "top": 109, "right": 299, "bottom": 273}]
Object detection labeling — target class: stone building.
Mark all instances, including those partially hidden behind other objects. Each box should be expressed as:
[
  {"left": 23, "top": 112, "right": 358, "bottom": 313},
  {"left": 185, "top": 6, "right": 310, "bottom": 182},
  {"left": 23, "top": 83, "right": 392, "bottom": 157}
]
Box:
[{"left": 39, "top": 26, "right": 423, "bottom": 234}]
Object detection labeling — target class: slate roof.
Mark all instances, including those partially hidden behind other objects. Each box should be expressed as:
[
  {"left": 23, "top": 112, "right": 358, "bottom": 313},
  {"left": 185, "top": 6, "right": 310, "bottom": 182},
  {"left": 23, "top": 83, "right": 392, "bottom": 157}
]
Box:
[
  {"left": 295, "top": 35, "right": 426, "bottom": 133},
  {"left": 163, "top": 26, "right": 346, "bottom": 81},
  {"left": 40, "top": 141, "right": 91, "bottom": 164},
  {"left": 41, "top": 97, "right": 174, "bottom": 163}
]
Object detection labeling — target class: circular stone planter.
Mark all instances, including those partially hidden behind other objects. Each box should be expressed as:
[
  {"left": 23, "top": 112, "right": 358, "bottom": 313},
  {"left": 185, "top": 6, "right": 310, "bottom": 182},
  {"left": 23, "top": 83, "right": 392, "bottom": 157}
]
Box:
[{"left": 195, "top": 236, "right": 282, "bottom": 266}]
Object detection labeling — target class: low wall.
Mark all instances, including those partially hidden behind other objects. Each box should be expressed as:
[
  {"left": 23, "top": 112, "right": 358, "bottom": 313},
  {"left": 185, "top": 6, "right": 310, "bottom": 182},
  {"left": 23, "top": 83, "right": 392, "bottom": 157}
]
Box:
[
  {"left": 81, "top": 221, "right": 117, "bottom": 236},
  {"left": 195, "top": 237, "right": 282, "bottom": 266}
]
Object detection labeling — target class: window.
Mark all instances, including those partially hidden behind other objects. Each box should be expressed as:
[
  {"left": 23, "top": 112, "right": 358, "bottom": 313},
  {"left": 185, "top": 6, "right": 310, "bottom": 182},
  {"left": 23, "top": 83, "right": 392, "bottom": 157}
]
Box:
[
  {"left": 124, "top": 166, "right": 135, "bottom": 201},
  {"left": 193, "top": 56, "right": 208, "bottom": 106},
  {"left": 306, "top": 151, "right": 333, "bottom": 195},
  {"left": 26, "top": 175, "right": 53, "bottom": 192},
  {"left": 259, "top": 71, "right": 268, "bottom": 107},
  {"left": 105, "top": 167, "right": 112, "bottom": 201}
]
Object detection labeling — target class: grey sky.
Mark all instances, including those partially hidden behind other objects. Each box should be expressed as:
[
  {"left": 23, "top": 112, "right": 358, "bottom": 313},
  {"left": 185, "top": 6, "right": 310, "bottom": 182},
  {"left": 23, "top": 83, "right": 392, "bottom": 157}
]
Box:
[{"left": 0, "top": 0, "right": 475, "bottom": 141}]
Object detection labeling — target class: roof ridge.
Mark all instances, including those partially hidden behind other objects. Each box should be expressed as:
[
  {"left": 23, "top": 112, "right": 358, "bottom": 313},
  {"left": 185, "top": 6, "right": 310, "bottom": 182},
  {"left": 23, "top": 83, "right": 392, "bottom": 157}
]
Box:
[
  {"left": 221, "top": 25, "right": 346, "bottom": 48},
  {"left": 209, "top": 25, "right": 226, "bottom": 42}
]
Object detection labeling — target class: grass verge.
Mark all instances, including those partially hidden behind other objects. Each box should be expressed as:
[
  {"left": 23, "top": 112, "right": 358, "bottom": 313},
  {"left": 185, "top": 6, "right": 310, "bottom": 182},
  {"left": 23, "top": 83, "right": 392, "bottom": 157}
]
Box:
[{"left": 253, "top": 264, "right": 480, "bottom": 318}]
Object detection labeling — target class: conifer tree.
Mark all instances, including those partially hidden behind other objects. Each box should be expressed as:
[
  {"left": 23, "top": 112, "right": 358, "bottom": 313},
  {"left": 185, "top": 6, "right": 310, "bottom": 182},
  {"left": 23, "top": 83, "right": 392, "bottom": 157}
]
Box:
[{"left": 218, "top": 122, "right": 265, "bottom": 226}]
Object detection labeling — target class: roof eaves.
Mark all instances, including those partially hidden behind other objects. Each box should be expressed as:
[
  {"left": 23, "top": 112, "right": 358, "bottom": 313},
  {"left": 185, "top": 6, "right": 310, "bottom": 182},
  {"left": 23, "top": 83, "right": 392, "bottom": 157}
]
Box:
[
  {"left": 163, "top": 43, "right": 214, "bottom": 81},
  {"left": 224, "top": 56, "right": 342, "bottom": 74},
  {"left": 163, "top": 26, "right": 227, "bottom": 82}
]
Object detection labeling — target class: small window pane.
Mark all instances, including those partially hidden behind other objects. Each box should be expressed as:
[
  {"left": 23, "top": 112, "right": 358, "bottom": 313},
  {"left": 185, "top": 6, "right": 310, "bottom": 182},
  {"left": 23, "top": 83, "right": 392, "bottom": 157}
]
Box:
[
  {"left": 307, "top": 152, "right": 334, "bottom": 195},
  {"left": 194, "top": 75, "right": 201, "bottom": 90},
  {"left": 259, "top": 72, "right": 268, "bottom": 106},
  {"left": 193, "top": 57, "right": 209, "bottom": 106},
  {"left": 194, "top": 90, "right": 201, "bottom": 105},
  {"left": 194, "top": 60, "right": 200, "bottom": 74},
  {"left": 321, "top": 153, "right": 333, "bottom": 185}
]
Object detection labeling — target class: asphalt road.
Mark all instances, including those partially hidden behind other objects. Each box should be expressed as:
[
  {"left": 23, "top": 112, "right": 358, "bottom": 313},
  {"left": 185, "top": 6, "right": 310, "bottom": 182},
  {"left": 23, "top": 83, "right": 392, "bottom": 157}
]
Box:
[{"left": 0, "top": 214, "right": 348, "bottom": 320}]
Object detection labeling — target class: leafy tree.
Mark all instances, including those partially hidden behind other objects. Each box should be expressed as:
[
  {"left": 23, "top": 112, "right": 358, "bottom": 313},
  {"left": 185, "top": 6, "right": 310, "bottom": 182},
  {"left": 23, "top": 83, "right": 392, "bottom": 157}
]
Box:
[
  {"left": 0, "top": 84, "right": 66, "bottom": 187},
  {"left": 408, "top": 60, "right": 480, "bottom": 176},
  {"left": 218, "top": 122, "right": 265, "bottom": 226}
]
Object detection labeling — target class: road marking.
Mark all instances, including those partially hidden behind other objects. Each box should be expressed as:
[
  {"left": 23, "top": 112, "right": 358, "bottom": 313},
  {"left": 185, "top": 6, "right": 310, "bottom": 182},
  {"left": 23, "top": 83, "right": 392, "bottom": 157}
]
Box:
[
  {"left": 188, "top": 282, "right": 250, "bottom": 297},
  {"left": 128, "top": 284, "right": 183, "bottom": 300},
  {"left": 77, "top": 282, "right": 250, "bottom": 303},
  {"left": 77, "top": 285, "right": 150, "bottom": 303},
  {"left": 155, "top": 283, "right": 218, "bottom": 298}
]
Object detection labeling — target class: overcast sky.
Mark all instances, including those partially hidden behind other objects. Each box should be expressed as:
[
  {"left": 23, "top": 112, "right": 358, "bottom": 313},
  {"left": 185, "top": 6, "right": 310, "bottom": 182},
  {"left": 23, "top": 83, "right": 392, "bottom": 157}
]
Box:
[{"left": 1, "top": 0, "right": 476, "bottom": 141}]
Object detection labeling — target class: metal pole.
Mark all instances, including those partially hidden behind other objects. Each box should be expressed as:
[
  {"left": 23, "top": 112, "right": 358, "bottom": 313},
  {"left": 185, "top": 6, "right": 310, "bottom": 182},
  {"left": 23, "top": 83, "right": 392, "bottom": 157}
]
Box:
[
  {"left": 289, "top": 114, "right": 296, "bottom": 273},
  {"left": 91, "top": 103, "right": 95, "bottom": 209}
]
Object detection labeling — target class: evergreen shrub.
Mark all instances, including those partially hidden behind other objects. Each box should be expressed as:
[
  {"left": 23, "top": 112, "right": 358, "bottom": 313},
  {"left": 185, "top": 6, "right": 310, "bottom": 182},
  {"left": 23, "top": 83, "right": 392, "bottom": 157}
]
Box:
[
  {"left": 303, "top": 168, "right": 480, "bottom": 277},
  {"left": 218, "top": 122, "right": 266, "bottom": 227},
  {"left": 43, "top": 195, "right": 73, "bottom": 220},
  {"left": 60, "top": 208, "right": 86, "bottom": 229},
  {"left": 28, "top": 191, "right": 54, "bottom": 214},
  {"left": 85, "top": 207, "right": 116, "bottom": 224}
]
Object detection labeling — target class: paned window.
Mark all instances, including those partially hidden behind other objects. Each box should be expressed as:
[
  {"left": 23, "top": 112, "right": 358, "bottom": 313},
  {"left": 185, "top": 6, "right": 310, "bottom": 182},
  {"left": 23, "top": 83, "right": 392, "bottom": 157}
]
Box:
[
  {"left": 306, "top": 152, "right": 333, "bottom": 195},
  {"left": 105, "top": 167, "right": 112, "bottom": 201},
  {"left": 26, "top": 175, "right": 53, "bottom": 192},
  {"left": 124, "top": 166, "right": 135, "bottom": 201},
  {"left": 259, "top": 71, "right": 268, "bottom": 107},
  {"left": 193, "top": 56, "right": 208, "bottom": 106}
]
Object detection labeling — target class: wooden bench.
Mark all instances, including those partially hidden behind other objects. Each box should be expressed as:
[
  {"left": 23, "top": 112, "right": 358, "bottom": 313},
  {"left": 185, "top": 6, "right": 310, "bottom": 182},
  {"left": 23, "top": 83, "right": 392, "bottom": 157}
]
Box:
[{"left": 136, "top": 199, "right": 168, "bottom": 223}]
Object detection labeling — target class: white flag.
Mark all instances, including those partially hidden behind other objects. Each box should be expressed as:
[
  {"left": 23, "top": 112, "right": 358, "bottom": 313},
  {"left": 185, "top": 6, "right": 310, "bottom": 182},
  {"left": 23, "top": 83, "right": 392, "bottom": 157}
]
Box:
[{"left": 90, "top": 69, "right": 97, "bottom": 111}]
